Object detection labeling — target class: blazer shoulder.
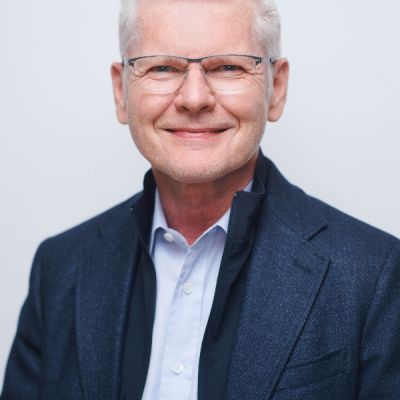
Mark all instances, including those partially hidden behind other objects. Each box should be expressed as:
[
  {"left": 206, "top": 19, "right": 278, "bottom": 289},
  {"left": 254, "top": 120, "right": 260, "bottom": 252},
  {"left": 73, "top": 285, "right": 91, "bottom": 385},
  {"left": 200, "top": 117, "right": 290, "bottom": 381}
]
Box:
[
  {"left": 269, "top": 170, "right": 400, "bottom": 300},
  {"left": 36, "top": 192, "right": 142, "bottom": 261},
  {"left": 306, "top": 190, "right": 399, "bottom": 256},
  {"left": 265, "top": 159, "right": 399, "bottom": 262},
  {"left": 294, "top": 189, "right": 400, "bottom": 291}
]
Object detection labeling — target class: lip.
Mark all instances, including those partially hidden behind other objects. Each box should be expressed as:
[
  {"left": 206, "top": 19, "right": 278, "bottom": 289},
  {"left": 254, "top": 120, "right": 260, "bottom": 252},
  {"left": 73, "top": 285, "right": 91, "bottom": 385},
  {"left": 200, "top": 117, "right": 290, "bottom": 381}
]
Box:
[{"left": 164, "top": 127, "right": 230, "bottom": 140}]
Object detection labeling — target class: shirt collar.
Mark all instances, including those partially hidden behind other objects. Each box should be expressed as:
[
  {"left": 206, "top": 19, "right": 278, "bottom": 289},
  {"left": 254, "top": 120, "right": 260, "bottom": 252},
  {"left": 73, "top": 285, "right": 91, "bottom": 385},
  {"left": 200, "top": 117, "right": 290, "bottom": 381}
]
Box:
[{"left": 149, "top": 180, "right": 253, "bottom": 252}]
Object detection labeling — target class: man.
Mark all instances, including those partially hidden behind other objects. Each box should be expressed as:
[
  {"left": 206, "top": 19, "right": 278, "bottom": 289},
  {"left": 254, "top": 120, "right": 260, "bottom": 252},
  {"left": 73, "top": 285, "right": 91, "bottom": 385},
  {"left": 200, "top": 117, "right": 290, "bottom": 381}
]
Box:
[{"left": 2, "top": 0, "right": 400, "bottom": 399}]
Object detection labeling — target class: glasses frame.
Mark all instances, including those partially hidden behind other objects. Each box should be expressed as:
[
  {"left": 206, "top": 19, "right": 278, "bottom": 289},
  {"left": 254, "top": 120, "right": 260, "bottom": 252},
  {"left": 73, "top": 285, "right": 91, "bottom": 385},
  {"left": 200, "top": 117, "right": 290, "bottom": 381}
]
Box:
[
  {"left": 122, "top": 54, "right": 278, "bottom": 67},
  {"left": 121, "top": 54, "right": 278, "bottom": 92}
]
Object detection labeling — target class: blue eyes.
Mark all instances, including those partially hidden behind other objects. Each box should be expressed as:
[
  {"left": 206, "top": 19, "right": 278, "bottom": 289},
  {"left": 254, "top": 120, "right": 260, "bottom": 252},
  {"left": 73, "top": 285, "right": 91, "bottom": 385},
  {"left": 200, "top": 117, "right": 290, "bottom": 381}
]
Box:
[
  {"left": 219, "top": 65, "right": 242, "bottom": 72},
  {"left": 149, "top": 64, "right": 243, "bottom": 73},
  {"left": 151, "top": 65, "right": 179, "bottom": 73}
]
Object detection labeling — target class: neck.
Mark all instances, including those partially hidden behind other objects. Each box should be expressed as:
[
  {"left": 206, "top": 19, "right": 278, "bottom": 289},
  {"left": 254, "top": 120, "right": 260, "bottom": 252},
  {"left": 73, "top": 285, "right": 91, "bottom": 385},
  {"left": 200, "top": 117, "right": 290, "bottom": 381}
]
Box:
[{"left": 153, "top": 154, "right": 257, "bottom": 245}]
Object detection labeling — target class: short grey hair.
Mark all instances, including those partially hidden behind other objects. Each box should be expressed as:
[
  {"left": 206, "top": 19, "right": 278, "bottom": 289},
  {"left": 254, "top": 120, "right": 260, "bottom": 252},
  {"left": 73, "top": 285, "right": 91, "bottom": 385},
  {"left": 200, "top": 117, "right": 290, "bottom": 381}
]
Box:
[{"left": 118, "top": 0, "right": 281, "bottom": 58}]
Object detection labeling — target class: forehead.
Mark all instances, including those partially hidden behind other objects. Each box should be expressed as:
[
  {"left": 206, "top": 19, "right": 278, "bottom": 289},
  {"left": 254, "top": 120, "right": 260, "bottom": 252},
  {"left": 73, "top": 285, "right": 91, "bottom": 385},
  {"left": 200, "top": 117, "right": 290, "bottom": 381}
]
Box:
[{"left": 134, "top": 0, "right": 261, "bottom": 57}]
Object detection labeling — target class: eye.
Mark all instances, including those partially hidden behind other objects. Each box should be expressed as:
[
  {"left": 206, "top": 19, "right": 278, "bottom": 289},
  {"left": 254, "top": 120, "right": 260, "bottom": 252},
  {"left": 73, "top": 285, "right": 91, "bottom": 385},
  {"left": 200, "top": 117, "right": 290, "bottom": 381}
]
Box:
[
  {"left": 208, "top": 63, "right": 247, "bottom": 76},
  {"left": 219, "top": 64, "right": 243, "bottom": 72},
  {"left": 149, "top": 65, "right": 179, "bottom": 73}
]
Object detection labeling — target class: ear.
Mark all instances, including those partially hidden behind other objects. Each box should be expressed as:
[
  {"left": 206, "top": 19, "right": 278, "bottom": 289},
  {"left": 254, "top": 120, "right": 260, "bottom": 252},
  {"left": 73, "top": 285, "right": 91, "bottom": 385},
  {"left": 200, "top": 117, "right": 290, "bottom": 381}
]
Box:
[
  {"left": 111, "top": 62, "right": 128, "bottom": 124},
  {"left": 267, "top": 58, "right": 289, "bottom": 122}
]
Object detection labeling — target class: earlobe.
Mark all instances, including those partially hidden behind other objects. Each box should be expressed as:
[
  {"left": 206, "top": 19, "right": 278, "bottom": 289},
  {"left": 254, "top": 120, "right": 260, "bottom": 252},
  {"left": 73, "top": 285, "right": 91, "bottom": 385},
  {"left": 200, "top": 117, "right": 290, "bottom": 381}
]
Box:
[
  {"left": 267, "top": 59, "right": 289, "bottom": 122},
  {"left": 111, "top": 62, "right": 128, "bottom": 125}
]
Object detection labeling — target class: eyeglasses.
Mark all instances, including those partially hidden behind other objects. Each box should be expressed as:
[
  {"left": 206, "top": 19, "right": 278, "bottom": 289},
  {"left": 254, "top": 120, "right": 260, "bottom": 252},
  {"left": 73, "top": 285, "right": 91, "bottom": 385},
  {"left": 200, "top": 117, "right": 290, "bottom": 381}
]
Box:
[{"left": 122, "top": 54, "right": 277, "bottom": 93}]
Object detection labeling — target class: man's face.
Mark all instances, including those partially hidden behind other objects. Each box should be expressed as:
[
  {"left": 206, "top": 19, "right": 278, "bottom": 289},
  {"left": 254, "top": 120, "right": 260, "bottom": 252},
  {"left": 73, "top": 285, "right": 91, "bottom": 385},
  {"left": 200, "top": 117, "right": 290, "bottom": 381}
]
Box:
[{"left": 112, "top": 0, "right": 288, "bottom": 184}]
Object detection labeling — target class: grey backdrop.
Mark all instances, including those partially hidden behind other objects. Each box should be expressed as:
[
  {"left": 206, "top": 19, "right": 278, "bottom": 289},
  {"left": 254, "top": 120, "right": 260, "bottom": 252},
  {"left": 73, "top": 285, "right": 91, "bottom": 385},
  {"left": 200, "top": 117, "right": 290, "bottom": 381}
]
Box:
[{"left": 1, "top": 0, "right": 399, "bottom": 389}]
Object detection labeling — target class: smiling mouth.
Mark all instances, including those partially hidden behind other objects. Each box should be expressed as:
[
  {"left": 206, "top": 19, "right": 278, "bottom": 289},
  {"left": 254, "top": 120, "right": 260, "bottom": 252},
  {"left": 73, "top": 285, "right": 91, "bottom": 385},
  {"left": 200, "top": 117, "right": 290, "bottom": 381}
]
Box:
[{"left": 165, "top": 127, "right": 229, "bottom": 139}]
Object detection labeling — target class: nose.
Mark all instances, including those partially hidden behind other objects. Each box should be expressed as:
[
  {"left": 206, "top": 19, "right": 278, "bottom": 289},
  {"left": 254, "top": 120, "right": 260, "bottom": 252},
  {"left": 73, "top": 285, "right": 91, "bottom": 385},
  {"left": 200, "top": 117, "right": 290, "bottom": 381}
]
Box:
[{"left": 173, "top": 64, "right": 217, "bottom": 113}]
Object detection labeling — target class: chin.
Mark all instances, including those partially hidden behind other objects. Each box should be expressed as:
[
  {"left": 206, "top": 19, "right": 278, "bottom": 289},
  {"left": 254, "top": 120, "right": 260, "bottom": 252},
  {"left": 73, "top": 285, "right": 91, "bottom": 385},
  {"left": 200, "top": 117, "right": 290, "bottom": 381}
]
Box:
[
  {"left": 155, "top": 151, "right": 257, "bottom": 184},
  {"left": 155, "top": 159, "right": 235, "bottom": 184}
]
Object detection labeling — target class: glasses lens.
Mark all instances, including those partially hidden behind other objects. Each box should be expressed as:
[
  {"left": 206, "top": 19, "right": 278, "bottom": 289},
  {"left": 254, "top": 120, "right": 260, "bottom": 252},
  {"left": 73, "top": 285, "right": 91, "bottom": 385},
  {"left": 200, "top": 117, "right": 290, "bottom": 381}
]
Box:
[
  {"left": 130, "top": 56, "right": 186, "bottom": 92},
  {"left": 201, "top": 55, "right": 256, "bottom": 91},
  {"left": 127, "top": 55, "right": 258, "bottom": 92}
]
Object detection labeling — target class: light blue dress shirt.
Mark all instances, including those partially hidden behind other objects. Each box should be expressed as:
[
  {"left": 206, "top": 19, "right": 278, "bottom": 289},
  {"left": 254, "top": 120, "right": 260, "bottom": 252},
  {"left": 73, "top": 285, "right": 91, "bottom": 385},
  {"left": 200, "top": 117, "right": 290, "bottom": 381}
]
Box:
[{"left": 141, "top": 189, "right": 230, "bottom": 400}]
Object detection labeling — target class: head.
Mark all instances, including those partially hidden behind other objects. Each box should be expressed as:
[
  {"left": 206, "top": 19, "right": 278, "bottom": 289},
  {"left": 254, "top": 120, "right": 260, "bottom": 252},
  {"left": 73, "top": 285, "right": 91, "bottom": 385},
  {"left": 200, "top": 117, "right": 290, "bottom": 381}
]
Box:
[{"left": 111, "top": 0, "right": 289, "bottom": 184}]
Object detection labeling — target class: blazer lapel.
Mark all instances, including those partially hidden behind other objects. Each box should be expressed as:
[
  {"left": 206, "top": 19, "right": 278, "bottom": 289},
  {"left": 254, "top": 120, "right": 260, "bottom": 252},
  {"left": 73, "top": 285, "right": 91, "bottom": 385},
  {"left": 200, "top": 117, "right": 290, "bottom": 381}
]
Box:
[
  {"left": 225, "top": 158, "right": 330, "bottom": 400},
  {"left": 225, "top": 211, "right": 329, "bottom": 399},
  {"left": 76, "top": 211, "right": 140, "bottom": 400}
]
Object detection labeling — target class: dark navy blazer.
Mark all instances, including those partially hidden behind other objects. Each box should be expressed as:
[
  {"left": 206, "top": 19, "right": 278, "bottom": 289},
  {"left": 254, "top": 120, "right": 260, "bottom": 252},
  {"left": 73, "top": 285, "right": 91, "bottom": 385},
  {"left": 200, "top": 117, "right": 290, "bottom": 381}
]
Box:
[{"left": 2, "top": 157, "right": 400, "bottom": 399}]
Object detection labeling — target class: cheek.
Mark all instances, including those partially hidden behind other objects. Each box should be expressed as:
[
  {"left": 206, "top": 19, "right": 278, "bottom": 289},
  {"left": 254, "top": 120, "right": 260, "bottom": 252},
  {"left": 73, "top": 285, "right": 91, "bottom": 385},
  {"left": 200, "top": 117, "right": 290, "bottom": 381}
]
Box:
[
  {"left": 126, "top": 92, "right": 172, "bottom": 135},
  {"left": 219, "top": 92, "right": 268, "bottom": 130}
]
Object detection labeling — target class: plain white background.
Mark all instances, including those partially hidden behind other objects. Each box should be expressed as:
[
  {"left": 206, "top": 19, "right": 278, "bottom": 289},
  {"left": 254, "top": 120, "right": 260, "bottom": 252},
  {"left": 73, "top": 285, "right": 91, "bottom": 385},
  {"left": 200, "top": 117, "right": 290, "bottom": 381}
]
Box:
[{"left": 1, "top": 0, "right": 399, "bottom": 389}]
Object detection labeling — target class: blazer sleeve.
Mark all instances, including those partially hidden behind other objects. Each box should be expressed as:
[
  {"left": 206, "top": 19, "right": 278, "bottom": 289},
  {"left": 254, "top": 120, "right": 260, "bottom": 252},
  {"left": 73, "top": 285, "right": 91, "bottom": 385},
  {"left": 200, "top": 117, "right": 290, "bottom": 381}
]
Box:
[
  {"left": 357, "top": 241, "right": 400, "bottom": 399},
  {"left": 1, "top": 242, "right": 46, "bottom": 400}
]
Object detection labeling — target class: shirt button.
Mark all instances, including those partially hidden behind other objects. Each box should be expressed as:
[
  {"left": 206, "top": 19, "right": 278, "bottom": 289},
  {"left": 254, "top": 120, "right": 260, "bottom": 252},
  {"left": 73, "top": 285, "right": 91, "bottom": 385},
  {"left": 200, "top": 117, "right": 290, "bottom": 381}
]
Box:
[
  {"left": 183, "top": 282, "right": 193, "bottom": 295},
  {"left": 171, "top": 362, "right": 184, "bottom": 375},
  {"left": 163, "top": 232, "right": 174, "bottom": 243}
]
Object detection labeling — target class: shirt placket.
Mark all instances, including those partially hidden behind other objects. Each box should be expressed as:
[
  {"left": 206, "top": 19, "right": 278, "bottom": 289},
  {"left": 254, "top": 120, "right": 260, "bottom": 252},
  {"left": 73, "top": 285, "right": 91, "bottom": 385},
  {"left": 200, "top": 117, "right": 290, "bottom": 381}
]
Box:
[{"left": 158, "top": 236, "right": 206, "bottom": 400}]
